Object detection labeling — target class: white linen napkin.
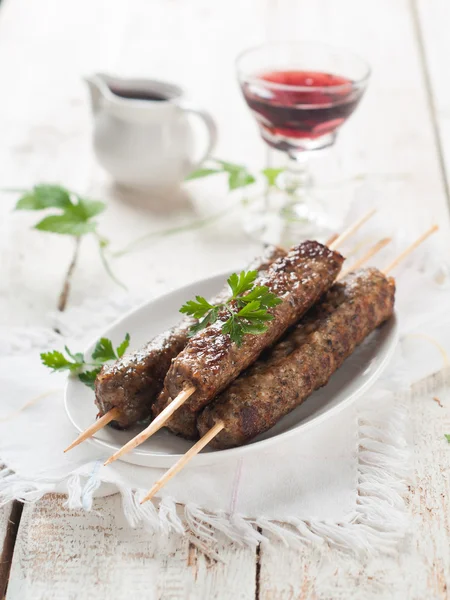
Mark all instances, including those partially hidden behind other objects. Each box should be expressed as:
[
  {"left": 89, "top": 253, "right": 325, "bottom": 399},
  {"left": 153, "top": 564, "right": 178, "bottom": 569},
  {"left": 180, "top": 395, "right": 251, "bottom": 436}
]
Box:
[{"left": 1, "top": 196, "right": 448, "bottom": 551}]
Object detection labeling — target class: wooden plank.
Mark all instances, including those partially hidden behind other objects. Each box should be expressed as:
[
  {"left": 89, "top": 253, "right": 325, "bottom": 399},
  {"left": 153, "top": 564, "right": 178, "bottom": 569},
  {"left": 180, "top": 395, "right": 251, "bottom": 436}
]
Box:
[
  {"left": 255, "top": 0, "right": 450, "bottom": 596},
  {"left": 0, "top": 503, "right": 23, "bottom": 598},
  {"left": 8, "top": 369, "right": 450, "bottom": 599},
  {"left": 414, "top": 0, "right": 450, "bottom": 203},
  {"left": 6, "top": 494, "right": 256, "bottom": 600},
  {"left": 258, "top": 369, "right": 450, "bottom": 600}
]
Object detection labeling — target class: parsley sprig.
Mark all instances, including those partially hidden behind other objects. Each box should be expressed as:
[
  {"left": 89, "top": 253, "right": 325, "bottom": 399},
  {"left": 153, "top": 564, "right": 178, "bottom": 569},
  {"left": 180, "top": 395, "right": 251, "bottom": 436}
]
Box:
[
  {"left": 180, "top": 271, "right": 282, "bottom": 346},
  {"left": 13, "top": 184, "right": 125, "bottom": 310},
  {"left": 41, "top": 333, "right": 130, "bottom": 390},
  {"left": 186, "top": 158, "right": 285, "bottom": 192}
]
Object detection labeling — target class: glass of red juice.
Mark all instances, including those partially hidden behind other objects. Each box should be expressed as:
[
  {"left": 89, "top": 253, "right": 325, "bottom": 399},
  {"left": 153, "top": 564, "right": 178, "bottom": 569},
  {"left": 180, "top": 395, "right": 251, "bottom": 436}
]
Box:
[{"left": 236, "top": 42, "right": 370, "bottom": 240}]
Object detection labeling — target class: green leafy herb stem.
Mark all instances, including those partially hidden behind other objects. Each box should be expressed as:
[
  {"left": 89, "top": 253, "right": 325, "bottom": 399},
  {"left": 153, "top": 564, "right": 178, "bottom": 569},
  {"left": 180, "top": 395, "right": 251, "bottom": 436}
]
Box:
[
  {"left": 180, "top": 271, "right": 282, "bottom": 346},
  {"left": 186, "top": 159, "right": 285, "bottom": 192},
  {"left": 41, "top": 333, "right": 130, "bottom": 390},
  {"left": 14, "top": 184, "right": 125, "bottom": 311}
]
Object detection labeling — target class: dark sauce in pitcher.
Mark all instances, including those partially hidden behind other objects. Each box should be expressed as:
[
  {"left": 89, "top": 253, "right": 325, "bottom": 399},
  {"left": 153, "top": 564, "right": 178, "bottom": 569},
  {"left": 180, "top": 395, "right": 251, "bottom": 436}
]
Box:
[{"left": 109, "top": 87, "right": 169, "bottom": 102}]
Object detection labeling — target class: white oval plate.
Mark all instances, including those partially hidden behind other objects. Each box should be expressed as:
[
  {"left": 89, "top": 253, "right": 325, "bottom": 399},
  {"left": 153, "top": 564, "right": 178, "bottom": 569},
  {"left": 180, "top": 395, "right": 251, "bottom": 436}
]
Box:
[{"left": 65, "top": 272, "right": 398, "bottom": 468}]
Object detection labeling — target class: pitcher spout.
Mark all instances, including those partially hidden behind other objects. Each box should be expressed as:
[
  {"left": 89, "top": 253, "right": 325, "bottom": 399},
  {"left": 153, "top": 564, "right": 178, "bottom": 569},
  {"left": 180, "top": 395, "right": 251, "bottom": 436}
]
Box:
[{"left": 84, "top": 74, "right": 109, "bottom": 114}]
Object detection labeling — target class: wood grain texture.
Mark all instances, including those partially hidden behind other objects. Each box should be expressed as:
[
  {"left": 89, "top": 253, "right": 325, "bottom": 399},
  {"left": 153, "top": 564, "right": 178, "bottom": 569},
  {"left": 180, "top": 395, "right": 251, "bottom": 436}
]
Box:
[
  {"left": 6, "top": 494, "right": 256, "bottom": 600},
  {"left": 0, "top": 503, "right": 22, "bottom": 599},
  {"left": 414, "top": 0, "right": 450, "bottom": 203},
  {"left": 0, "top": 504, "right": 13, "bottom": 596},
  {"left": 257, "top": 370, "right": 450, "bottom": 600},
  {"left": 6, "top": 370, "right": 450, "bottom": 599}
]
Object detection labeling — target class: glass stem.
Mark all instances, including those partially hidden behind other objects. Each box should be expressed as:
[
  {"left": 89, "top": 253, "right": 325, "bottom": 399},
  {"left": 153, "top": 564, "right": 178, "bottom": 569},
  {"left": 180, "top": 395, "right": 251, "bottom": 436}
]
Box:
[
  {"left": 284, "top": 151, "right": 312, "bottom": 201},
  {"left": 263, "top": 145, "right": 272, "bottom": 213}
]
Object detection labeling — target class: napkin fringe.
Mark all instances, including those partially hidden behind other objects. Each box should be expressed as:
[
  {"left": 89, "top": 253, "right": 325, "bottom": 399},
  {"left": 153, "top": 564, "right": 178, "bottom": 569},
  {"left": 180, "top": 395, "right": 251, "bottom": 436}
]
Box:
[
  {"left": 179, "top": 392, "right": 409, "bottom": 553},
  {"left": 0, "top": 391, "right": 410, "bottom": 553},
  {"left": 49, "top": 390, "right": 406, "bottom": 554},
  {"left": 0, "top": 389, "right": 410, "bottom": 553},
  {"left": 0, "top": 390, "right": 410, "bottom": 553}
]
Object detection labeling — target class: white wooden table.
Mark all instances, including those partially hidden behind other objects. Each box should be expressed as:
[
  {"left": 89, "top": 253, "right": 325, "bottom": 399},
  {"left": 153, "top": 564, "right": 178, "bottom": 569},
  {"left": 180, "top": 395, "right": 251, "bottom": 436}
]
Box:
[{"left": 1, "top": 0, "right": 450, "bottom": 597}]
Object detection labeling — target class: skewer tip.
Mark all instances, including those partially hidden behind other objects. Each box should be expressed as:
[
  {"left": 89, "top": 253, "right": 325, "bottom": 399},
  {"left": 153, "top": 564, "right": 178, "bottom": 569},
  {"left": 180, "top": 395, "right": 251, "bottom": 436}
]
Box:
[
  {"left": 64, "top": 408, "right": 121, "bottom": 453},
  {"left": 63, "top": 441, "right": 78, "bottom": 453},
  {"left": 328, "top": 208, "right": 377, "bottom": 251},
  {"left": 140, "top": 420, "right": 225, "bottom": 504},
  {"left": 382, "top": 223, "right": 439, "bottom": 275},
  {"left": 140, "top": 488, "right": 157, "bottom": 504}
]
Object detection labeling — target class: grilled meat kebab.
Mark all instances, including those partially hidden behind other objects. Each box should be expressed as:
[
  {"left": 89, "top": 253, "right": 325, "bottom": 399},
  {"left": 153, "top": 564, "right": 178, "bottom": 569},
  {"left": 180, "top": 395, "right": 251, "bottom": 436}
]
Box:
[
  {"left": 197, "top": 268, "right": 395, "bottom": 448},
  {"left": 155, "top": 241, "right": 344, "bottom": 428},
  {"left": 94, "top": 245, "right": 287, "bottom": 428}
]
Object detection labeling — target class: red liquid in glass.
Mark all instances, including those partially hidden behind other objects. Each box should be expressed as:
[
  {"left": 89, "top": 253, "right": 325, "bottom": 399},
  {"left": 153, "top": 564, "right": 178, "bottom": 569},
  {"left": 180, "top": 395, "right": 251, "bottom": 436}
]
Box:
[{"left": 242, "top": 70, "right": 362, "bottom": 147}]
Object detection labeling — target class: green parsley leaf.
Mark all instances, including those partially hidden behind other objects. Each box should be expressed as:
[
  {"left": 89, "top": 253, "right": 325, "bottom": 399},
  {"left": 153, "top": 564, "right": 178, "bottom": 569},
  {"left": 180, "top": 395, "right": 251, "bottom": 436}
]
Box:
[
  {"left": 239, "top": 322, "right": 269, "bottom": 335},
  {"left": 78, "top": 368, "right": 102, "bottom": 390},
  {"left": 34, "top": 214, "right": 97, "bottom": 236},
  {"left": 15, "top": 185, "right": 72, "bottom": 211},
  {"left": 182, "top": 270, "right": 282, "bottom": 346},
  {"left": 92, "top": 338, "right": 117, "bottom": 362},
  {"left": 13, "top": 184, "right": 119, "bottom": 298},
  {"left": 180, "top": 296, "right": 216, "bottom": 319},
  {"left": 40, "top": 350, "right": 83, "bottom": 372},
  {"left": 236, "top": 301, "right": 274, "bottom": 321},
  {"left": 41, "top": 333, "right": 132, "bottom": 390},
  {"left": 214, "top": 160, "right": 256, "bottom": 191},
  {"left": 185, "top": 168, "right": 221, "bottom": 181},
  {"left": 188, "top": 306, "right": 220, "bottom": 337},
  {"left": 261, "top": 168, "right": 284, "bottom": 187},
  {"left": 64, "top": 346, "right": 84, "bottom": 364},
  {"left": 235, "top": 300, "right": 264, "bottom": 317},
  {"left": 228, "top": 170, "right": 256, "bottom": 190},
  {"left": 445, "top": 434, "right": 450, "bottom": 443},
  {"left": 116, "top": 333, "right": 130, "bottom": 358},
  {"left": 227, "top": 270, "right": 258, "bottom": 298},
  {"left": 240, "top": 285, "right": 283, "bottom": 310},
  {"left": 185, "top": 159, "right": 256, "bottom": 191},
  {"left": 222, "top": 314, "right": 244, "bottom": 346},
  {"left": 76, "top": 198, "right": 106, "bottom": 219},
  {"left": 213, "top": 159, "right": 245, "bottom": 170}
]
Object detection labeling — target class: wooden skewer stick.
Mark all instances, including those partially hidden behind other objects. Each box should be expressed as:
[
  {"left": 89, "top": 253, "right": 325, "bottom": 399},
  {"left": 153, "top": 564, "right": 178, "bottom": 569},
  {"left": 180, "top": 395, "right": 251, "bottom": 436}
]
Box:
[
  {"left": 64, "top": 407, "right": 121, "bottom": 453},
  {"left": 325, "top": 233, "right": 339, "bottom": 247},
  {"left": 103, "top": 386, "right": 195, "bottom": 466},
  {"left": 140, "top": 421, "right": 225, "bottom": 504},
  {"left": 328, "top": 209, "right": 376, "bottom": 251},
  {"left": 65, "top": 211, "right": 377, "bottom": 455},
  {"left": 383, "top": 224, "right": 438, "bottom": 275},
  {"left": 140, "top": 225, "right": 439, "bottom": 501},
  {"left": 325, "top": 208, "right": 376, "bottom": 250},
  {"left": 338, "top": 237, "right": 391, "bottom": 279}
]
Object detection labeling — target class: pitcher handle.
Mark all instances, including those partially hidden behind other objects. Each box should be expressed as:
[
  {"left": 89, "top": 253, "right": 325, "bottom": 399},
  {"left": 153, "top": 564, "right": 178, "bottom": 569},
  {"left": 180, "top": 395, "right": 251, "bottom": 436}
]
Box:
[{"left": 180, "top": 103, "right": 218, "bottom": 170}]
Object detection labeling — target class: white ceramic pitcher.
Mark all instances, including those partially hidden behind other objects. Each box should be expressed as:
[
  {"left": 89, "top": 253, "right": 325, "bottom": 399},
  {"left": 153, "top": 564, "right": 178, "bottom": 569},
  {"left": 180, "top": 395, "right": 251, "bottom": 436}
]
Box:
[{"left": 85, "top": 73, "right": 217, "bottom": 190}]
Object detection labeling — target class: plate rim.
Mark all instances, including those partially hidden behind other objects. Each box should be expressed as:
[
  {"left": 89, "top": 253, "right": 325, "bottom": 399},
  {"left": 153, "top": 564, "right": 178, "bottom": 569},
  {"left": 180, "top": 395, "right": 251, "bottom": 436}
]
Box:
[{"left": 64, "top": 271, "right": 399, "bottom": 465}]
